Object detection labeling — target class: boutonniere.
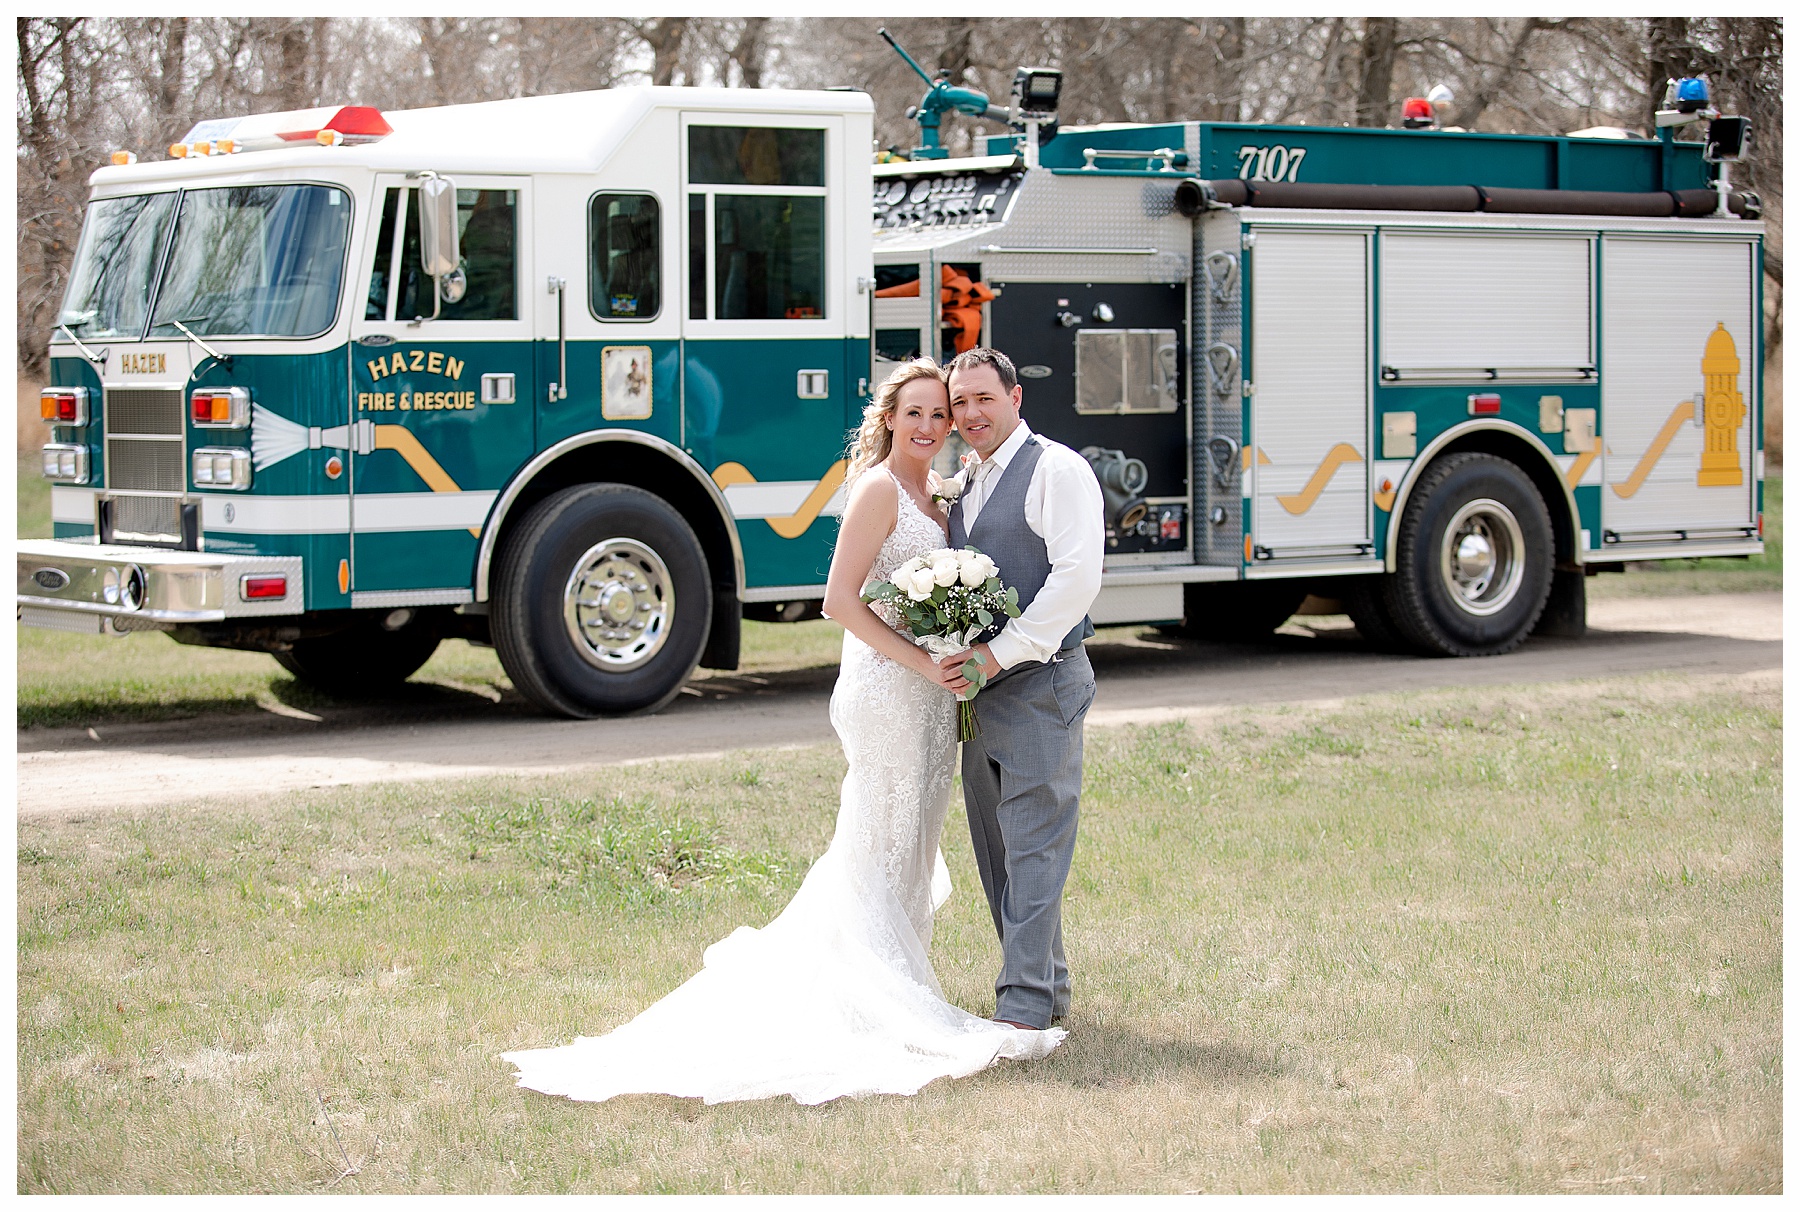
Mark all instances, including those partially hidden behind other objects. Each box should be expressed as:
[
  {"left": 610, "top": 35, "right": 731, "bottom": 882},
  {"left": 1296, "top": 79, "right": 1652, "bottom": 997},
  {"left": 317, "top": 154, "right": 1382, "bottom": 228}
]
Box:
[{"left": 931, "top": 470, "right": 966, "bottom": 510}]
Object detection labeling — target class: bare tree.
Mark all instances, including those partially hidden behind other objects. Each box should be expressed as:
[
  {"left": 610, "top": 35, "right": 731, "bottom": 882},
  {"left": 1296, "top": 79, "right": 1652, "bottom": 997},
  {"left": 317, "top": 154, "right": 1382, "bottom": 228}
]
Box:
[
  {"left": 14, "top": 16, "right": 1782, "bottom": 389},
  {"left": 628, "top": 18, "right": 688, "bottom": 87},
  {"left": 1354, "top": 17, "right": 1398, "bottom": 126}
]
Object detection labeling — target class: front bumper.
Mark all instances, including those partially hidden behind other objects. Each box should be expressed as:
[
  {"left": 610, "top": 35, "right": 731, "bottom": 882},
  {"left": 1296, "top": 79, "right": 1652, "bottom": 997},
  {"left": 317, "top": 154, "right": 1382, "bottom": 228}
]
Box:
[{"left": 17, "top": 539, "right": 304, "bottom": 633}]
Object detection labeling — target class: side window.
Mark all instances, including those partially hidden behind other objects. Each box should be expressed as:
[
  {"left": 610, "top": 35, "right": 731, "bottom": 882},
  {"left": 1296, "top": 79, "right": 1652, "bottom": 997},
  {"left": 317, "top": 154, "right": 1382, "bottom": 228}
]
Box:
[
  {"left": 367, "top": 187, "right": 518, "bottom": 322},
  {"left": 588, "top": 193, "right": 660, "bottom": 320},
  {"left": 365, "top": 189, "right": 400, "bottom": 320},
  {"left": 686, "top": 125, "right": 826, "bottom": 321}
]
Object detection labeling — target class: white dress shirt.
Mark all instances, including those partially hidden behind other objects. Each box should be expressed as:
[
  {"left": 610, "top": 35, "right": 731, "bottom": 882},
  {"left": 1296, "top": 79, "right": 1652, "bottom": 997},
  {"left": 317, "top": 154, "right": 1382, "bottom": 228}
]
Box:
[{"left": 961, "top": 419, "right": 1105, "bottom": 670}]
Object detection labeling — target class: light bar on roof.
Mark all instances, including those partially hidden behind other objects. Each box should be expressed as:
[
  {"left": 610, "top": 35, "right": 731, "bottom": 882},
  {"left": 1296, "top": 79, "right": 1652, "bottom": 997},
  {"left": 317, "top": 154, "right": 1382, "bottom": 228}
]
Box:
[{"left": 178, "top": 105, "right": 391, "bottom": 154}]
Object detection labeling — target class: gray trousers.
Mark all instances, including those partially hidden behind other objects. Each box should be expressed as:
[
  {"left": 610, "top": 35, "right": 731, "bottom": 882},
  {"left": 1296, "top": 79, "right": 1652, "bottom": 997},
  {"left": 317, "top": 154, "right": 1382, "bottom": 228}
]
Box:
[{"left": 960, "top": 645, "right": 1095, "bottom": 1029}]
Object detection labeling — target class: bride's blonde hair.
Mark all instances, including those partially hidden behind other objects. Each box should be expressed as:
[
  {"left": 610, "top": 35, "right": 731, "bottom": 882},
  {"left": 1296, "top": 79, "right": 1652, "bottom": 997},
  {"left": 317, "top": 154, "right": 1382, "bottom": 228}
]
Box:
[{"left": 845, "top": 358, "right": 947, "bottom": 484}]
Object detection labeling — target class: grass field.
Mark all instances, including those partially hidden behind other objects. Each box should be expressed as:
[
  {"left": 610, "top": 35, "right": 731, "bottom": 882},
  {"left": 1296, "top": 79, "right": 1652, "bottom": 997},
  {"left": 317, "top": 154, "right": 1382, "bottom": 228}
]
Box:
[
  {"left": 17, "top": 671, "right": 1780, "bottom": 1193},
  {"left": 13, "top": 477, "right": 1781, "bottom": 730}
]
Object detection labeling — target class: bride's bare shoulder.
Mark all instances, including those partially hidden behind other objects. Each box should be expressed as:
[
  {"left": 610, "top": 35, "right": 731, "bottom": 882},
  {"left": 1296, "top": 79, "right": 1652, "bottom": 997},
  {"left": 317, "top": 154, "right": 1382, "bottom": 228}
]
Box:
[{"left": 842, "top": 466, "right": 899, "bottom": 527}]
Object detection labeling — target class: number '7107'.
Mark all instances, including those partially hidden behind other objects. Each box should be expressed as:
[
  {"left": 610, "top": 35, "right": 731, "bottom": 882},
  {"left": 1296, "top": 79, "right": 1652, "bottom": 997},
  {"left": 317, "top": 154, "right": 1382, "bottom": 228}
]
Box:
[{"left": 1237, "top": 144, "right": 1307, "bottom": 182}]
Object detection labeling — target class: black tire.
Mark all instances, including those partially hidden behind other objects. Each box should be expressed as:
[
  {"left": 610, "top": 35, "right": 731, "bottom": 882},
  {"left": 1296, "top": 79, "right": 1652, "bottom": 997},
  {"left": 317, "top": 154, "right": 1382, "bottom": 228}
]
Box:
[
  {"left": 1165, "top": 580, "right": 1309, "bottom": 642},
  {"left": 1340, "top": 575, "right": 1412, "bottom": 653},
  {"left": 273, "top": 618, "right": 440, "bottom": 695},
  {"left": 1382, "top": 453, "right": 1553, "bottom": 657},
  {"left": 490, "top": 484, "right": 711, "bottom": 718}
]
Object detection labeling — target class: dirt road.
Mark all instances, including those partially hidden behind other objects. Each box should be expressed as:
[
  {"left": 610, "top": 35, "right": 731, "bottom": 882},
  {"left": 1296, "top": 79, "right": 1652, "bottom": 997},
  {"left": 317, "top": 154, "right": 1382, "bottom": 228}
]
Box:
[{"left": 17, "top": 591, "right": 1781, "bottom": 816}]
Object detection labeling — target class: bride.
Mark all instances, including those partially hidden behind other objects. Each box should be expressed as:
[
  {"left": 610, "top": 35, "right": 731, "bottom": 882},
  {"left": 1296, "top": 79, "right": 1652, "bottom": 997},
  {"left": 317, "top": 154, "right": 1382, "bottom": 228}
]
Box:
[{"left": 501, "top": 360, "right": 1065, "bottom": 1106}]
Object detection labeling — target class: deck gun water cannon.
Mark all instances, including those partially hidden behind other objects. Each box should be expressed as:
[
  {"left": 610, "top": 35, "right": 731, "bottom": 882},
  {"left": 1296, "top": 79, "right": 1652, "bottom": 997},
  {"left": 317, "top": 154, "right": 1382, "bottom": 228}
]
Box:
[{"left": 878, "top": 28, "right": 1060, "bottom": 165}]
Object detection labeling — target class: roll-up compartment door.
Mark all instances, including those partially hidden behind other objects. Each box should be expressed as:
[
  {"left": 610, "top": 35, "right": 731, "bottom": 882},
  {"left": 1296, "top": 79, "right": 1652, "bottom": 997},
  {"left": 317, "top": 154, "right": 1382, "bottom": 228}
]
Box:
[
  {"left": 1601, "top": 237, "right": 1757, "bottom": 537},
  {"left": 1381, "top": 233, "right": 1592, "bottom": 378},
  {"left": 1249, "top": 228, "right": 1370, "bottom": 559}
]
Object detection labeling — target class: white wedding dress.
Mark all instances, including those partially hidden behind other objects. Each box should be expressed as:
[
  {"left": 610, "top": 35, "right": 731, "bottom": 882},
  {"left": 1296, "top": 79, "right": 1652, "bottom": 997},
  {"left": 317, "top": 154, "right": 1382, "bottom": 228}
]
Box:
[{"left": 502, "top": 468, "right": 1064, "bottom": 1105}]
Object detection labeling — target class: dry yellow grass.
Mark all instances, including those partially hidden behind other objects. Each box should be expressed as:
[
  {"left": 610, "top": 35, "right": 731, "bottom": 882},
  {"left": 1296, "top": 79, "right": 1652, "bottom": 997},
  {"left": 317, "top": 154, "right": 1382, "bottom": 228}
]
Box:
[{"left": 16, "top": 671, "right": 1780, "bottom": 1193}]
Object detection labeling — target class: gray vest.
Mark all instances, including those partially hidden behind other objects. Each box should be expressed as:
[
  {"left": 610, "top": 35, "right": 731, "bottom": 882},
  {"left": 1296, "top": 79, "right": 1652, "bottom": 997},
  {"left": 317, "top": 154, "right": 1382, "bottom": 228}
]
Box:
[{"left": 949, "top": 435, "right": 1094, "bottom": 656}]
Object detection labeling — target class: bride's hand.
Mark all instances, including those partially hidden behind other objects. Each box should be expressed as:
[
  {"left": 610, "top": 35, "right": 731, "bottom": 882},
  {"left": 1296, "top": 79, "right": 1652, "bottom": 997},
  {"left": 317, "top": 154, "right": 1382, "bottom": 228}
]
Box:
[{"left": 917, "top": 648, "right": 967, "bottom": 691}]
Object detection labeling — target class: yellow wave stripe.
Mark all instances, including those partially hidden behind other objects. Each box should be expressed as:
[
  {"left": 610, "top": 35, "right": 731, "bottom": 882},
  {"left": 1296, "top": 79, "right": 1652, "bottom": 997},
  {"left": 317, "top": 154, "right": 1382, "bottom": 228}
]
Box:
[
  {"left": 1563, "top": 447, "right": 1600, "bottom": 489},
  {"left": 1609, "top": 401, "right": 1694, "bottom": 499},
  {"left": 713, "top": 460, "right": 848, "bottom": 539},
  {"left": 1238, "top": 445, "right": 1272, "bottom": 471},
  {"left": 1276, "top": 443, "right": 1363, "bottom": 515},
  {"left": 372, "top": 424, "right": 480, "bottom": 536}
]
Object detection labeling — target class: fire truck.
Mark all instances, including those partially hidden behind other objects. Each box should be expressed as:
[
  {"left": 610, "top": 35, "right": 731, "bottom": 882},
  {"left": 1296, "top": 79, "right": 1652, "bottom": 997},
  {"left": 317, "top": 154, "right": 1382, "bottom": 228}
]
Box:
[{"left": 19, "top": 56, "right": 1764, "bottom": 717}]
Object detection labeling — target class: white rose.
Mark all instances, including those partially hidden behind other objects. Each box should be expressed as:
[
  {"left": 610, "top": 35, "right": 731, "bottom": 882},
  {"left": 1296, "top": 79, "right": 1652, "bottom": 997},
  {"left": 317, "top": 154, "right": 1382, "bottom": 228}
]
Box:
[
  {"left": 931, "top": 557, "right": 961, "bottom": 588},
  {"left": 958, "top": 552, "right": 986, "bottom": 587},
  {"left": 897, "top": 556, "right": 925, "bottom": 577},
  {"left": 909, "top": 568, "right": 939, "bottom": 599}
]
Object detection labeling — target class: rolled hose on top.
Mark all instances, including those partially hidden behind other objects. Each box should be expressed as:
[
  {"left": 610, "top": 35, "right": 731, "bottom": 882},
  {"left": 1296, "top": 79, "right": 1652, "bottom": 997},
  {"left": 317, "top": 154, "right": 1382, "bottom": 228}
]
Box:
[{"left": 1174, "top": 177, "right": 1761, "bottom": 220}]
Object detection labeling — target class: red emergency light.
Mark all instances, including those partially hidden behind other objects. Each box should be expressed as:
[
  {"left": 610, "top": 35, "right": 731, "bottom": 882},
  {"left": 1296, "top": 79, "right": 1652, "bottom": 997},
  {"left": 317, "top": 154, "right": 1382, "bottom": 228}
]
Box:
[
  {"left": 1401, "top": 97, "right": 1436, "bottom": 129},
  {"left": 175, "top": 106, "right": 392, "bottom": 157},
  {"left": 277, "top": 106, "right": 391, "bottom": 144},
  {"left": 1467, "top": 393, "right": 1503, "bottom": 416}
]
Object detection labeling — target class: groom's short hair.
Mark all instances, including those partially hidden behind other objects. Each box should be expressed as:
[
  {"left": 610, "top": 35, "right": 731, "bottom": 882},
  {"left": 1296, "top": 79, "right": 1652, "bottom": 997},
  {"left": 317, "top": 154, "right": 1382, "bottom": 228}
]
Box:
[{"left": 946, "top": 347, "right": 1018, "bottom": 393}]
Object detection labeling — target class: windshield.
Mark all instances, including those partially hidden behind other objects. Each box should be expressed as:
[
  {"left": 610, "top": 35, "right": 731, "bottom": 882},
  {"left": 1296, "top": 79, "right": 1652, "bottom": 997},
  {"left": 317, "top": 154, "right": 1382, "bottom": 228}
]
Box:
[
  {"left": 59, "top": 193, "right": 178, "bottom": 341},
  {"left": 149, "top": 184, "right": 351, "bottom": 339}
]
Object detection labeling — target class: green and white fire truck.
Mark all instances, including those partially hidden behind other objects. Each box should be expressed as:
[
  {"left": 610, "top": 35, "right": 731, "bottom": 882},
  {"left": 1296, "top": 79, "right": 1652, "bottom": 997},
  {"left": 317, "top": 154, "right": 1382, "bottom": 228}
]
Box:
[{"left": 19, "top": 60, "right": 1765, "bottom": 716}]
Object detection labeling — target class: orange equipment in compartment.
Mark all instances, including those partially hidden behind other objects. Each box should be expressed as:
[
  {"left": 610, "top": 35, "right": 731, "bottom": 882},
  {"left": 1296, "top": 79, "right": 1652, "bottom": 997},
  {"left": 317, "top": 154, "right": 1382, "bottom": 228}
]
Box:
[{"left": 939, "top": 264, "right": 995, "bottom": 354}]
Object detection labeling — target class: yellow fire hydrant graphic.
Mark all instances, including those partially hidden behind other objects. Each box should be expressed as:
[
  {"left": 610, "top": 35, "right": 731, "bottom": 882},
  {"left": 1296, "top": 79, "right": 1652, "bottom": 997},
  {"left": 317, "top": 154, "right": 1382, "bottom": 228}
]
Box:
[{"left": 1697, "top": 322, "right": 1746, "bottom": 487}]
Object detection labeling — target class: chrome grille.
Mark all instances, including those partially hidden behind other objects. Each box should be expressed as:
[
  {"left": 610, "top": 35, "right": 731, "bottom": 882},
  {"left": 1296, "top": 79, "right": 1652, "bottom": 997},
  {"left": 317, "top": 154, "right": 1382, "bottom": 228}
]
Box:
[
  {"left": 109, "top": 494, "right": 183, "bottom": 541},
  {"left": 105, "top": 388, "right": 185, "bottom": 436},
  {"left": 105, "top": 437, "right": 185, "bottom": 492}
]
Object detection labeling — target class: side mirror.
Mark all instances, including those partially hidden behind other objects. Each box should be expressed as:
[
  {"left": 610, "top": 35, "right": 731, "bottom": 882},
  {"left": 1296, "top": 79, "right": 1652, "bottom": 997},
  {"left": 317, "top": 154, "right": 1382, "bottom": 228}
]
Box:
[{"left": 417, "top": 175, "right": 460, "bottom": 277}]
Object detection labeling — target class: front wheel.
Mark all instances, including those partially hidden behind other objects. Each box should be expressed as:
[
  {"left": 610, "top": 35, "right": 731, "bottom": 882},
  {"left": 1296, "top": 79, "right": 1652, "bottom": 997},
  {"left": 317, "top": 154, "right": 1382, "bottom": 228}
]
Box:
[
  {"left": 1383, "top": 453, "right": 1553, "bottom": 656},
  {"left": 491, "top": 484, "right": 712, "bottom": 717}
]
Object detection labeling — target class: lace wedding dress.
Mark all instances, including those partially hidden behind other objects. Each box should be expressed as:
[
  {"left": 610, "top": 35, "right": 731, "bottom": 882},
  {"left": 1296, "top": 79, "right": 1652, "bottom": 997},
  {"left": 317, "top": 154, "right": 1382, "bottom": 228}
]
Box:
[{"left": 502, "top": 468, "right": 1064, "bottom": 1105}]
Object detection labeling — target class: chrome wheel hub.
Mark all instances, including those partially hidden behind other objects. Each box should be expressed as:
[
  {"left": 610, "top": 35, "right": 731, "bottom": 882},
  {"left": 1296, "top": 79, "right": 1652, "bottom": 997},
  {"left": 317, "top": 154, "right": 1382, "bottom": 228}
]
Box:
[
  {"left": 1439, "top": 498, "right": 1524, "bottom": 617},
  {"left": 563, "top": 538, "right": 673, "bottom": 672}
]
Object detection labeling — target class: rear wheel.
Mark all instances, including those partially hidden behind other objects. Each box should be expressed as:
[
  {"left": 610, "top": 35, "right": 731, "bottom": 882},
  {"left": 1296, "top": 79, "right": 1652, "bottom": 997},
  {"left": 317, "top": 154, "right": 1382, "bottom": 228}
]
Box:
[
  {"left": 273, "top": 617, "right": 440, "bottom": 695},
  {"left": 491, "top": 484, "right": 711, "bottom": 717},
  {"left": 1383, "top": 453, "right": 1553, "bottom": 656}
]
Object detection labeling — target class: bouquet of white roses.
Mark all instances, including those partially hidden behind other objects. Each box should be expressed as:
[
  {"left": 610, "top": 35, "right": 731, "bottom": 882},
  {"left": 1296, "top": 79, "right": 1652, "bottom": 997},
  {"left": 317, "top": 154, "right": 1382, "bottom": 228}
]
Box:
[{"left": 862, "top": 545, "right": 1020, "bottom": 741}]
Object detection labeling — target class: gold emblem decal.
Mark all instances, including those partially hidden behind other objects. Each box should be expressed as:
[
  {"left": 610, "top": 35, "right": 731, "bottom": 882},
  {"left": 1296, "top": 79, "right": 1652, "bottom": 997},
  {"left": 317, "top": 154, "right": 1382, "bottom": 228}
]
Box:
[{"left": 120, "top": 352, "right": 166, "bottom": 374}]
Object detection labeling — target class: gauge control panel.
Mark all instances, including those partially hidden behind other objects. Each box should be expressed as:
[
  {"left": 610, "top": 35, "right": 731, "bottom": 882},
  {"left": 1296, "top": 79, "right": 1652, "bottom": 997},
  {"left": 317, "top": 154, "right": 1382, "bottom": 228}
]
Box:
[{"left": 872, "top": 171, "right": 1022, "bottom": 231}]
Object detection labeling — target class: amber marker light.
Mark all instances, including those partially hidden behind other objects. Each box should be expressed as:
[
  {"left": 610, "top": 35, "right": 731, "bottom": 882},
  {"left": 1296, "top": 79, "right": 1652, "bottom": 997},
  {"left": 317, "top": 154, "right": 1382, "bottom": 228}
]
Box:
[
  {"left": 316, "top": 129, "right": 344, "bottom": 146},
  {"left": 215, "top": 139, "right": 235, "bottom": 154},
  {"left": 111, "top": 150, "right": 137, "bottom": 166},
  {"left": 169, "top": 143, "right": 188, "bottom": 158}
]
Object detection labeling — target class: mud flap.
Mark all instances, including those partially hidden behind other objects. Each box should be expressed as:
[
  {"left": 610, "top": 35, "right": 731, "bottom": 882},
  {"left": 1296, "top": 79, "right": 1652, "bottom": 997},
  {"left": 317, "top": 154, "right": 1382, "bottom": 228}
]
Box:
[
  {"left": 700, "top": 588, "right": 741, "bottom": 670},
  {"left": 1533, "top": 567, "right": 1587, "bottom": 638}
]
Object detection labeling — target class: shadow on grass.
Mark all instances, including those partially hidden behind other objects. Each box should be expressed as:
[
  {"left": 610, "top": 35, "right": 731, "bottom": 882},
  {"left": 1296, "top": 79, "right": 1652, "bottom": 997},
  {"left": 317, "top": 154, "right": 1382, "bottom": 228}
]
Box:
[
  {"left": 18, "top": 674, "right": 534, "bottom": 733},
  {"left": 1025, "top": 1021, "right": 1283, "bottom": 1092},
  {"left": 17, "top": 693, "right": 266, "bottom": 730}
]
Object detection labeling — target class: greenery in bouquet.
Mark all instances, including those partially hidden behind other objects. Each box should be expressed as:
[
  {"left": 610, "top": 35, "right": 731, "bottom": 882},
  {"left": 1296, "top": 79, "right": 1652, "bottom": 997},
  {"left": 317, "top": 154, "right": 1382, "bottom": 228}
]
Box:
[{"left": 861, "top": 545, "right": 1020, "bottom": 740}]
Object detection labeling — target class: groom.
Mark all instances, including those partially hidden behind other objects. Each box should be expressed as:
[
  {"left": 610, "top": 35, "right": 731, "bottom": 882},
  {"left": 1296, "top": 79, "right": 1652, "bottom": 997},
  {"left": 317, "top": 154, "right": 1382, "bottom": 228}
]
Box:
[{"left": 940, "top": 347, "right": 1104, "bottom": 1031}]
